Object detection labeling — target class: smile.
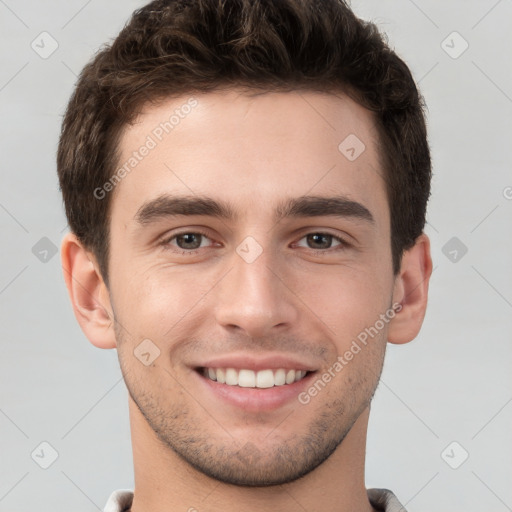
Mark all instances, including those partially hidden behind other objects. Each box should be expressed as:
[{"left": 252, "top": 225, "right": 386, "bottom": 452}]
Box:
[{"left": 199, "top": 367, "right": 310, "bottom": 388}]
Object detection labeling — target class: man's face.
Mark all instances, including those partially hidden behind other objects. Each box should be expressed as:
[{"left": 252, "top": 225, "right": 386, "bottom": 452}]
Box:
[{"left": 107, "top": 89, "right": 397, "bottom": 485}]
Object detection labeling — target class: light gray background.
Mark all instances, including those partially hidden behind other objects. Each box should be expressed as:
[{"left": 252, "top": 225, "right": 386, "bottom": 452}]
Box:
[{"left": 1, "top": 1, "right": 511, "bottom": 511}]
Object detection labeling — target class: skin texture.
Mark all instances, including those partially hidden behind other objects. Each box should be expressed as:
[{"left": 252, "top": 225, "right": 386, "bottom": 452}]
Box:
[{"left": 61, "top": 89, "right": 432, "bottom": 512}]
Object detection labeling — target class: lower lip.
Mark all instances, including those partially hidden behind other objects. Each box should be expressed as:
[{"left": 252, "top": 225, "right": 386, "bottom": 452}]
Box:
[{"left": 194, "top": 369, "right": 317, "bottom": 412}]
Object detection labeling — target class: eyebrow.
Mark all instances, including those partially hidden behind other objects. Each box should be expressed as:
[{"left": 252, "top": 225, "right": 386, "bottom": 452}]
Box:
[{"left": 135, "top": 194, "right": 374, "bottom": 225}]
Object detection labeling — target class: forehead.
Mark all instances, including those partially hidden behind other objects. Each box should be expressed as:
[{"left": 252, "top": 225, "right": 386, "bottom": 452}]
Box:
[{"left": 110, "top": 89, "right": 388, "bottom": 226}]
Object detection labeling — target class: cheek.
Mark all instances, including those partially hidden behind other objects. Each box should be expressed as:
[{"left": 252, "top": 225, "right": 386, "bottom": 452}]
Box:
[
  {"left": 114, "top": 265, "right": 220, "bottom": 340},
  {"left": 288, "top": 263, "right": 393, "bottom": 340},
  {"left": 112, "top": 244, "right": 394, "bottom": 346}
]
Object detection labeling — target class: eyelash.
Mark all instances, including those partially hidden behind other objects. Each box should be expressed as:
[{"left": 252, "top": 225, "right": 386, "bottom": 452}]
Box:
[{"left": 159, "top": 230, "right": 351, "bottom": 256}]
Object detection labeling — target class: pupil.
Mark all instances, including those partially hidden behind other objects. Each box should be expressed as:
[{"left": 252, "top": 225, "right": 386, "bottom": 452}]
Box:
[
  {"left": 309, "top": 234, "right": 330, "bottom": 249},
  {"left": 179, "top": 233, "right": 201, "bottom": 249}
]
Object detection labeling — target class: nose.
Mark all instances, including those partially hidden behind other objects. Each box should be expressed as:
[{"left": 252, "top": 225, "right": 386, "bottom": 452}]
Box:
[{"left": 213, "top": 246, "right": 300, "bottom": 339}]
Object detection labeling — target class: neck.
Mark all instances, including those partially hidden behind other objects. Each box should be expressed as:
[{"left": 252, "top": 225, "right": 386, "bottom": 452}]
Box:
[{"left": 127, "top": 398, "right": 376, "bottom": 512}]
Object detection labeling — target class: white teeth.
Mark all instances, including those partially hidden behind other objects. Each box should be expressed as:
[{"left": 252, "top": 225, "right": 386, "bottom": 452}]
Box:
[
  {"left": 274, "top": 368, "right": 286, "bottom": 386},
  {"left": 256, "top": 369, "right": 274, "bottom": 388},
  {"left": 238, "top": 369, "right": 256, "bottom": 388},
  {"left": 202, "top": 367, "right": 308, "bottom": 388},
  {"left": 225, "top": 368, "right": 238, "bottom": 386},
  {"left": 216, "top": 368, "right": 226, "bottom": 384}
]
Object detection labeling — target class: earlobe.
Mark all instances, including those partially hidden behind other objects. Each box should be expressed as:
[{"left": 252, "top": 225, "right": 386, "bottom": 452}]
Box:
[
  {"left": 60, "top": 232, "right": 117, "bottom": 349},
  {"left": 387, "top": 233, "right": 433, "bottom": 345}
]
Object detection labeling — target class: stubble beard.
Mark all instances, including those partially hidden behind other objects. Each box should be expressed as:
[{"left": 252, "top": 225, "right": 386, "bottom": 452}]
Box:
[{"left": 114, "top": 321, "right": 385, "bottom": 487}]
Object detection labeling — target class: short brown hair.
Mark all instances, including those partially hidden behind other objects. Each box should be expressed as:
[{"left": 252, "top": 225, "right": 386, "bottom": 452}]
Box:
[{"left": 57, "top": 0, "right": 431, "bottom": 285}]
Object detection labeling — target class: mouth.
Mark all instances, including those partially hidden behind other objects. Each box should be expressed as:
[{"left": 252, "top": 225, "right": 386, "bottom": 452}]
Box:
[
  {"left": 196, "top": 366, "right": 312, "bottom": 388},
  {"left": 193, "top": 366, "right": 318, "bottom": 412}
]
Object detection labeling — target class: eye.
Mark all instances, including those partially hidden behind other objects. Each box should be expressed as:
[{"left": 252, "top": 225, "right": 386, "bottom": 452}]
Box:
[
  {"left": 159, "top": 230, "right": 350, "bottom": 256},
  {"left": 160, "top": 230, "right": 214, "bottom": 253},
  {"left": 294, "top": 232, "right": 350, "bottom": 252}
]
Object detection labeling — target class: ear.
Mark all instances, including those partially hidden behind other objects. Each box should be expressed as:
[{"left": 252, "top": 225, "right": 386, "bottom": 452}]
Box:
[
  {"left": 388, "top": 233, "right": 433, "bottom": 344},
  {"left": 60, "top": 232, "right": 117, "bottom": 349}
]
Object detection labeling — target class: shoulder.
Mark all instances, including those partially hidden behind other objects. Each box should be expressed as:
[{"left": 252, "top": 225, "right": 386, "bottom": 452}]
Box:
[
  {"left": 367, "top": 488, "right": 407, "bottom": 512},
  {"left": 102, "top": 489, "right": 134, "bottom": 512}
]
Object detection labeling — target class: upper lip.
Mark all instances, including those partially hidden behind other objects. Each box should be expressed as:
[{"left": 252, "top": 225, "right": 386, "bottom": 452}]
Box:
[{"left": 192, "top": 353, "right": 318, "bottom": 372}]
